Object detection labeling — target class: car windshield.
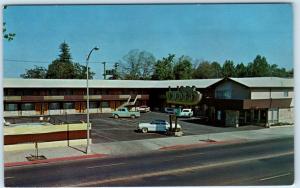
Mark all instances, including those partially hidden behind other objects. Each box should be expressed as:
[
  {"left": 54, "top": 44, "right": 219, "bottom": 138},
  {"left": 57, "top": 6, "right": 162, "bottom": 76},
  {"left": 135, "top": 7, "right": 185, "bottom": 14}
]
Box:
[
  {"left": 183, "top": 110, "right": 189, "bottom": 112},
  {"left": 151, "top": 120, "right": 165, "bottom": 124}
]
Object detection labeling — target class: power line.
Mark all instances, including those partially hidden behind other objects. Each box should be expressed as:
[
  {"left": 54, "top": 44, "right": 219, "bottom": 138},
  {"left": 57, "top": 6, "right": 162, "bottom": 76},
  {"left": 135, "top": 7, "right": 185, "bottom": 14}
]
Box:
[
  {"left": 4, "top": 59, "right": 50, "bottom": 64},
  {"left": 4, "top": 59, "right": 107, "bottom": 64}
]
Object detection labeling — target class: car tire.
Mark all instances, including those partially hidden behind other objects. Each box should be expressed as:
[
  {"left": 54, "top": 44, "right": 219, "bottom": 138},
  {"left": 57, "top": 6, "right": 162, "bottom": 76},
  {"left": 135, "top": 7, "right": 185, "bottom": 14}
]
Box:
[
  {"left": 142, "top": 127, "right": 148, "bottom": 133},
  {"left": 131, "top": 115, "right": 136, "bottom": 119},
  {"left": 114, "top": 115, "right": 119, "bottom": 119}
]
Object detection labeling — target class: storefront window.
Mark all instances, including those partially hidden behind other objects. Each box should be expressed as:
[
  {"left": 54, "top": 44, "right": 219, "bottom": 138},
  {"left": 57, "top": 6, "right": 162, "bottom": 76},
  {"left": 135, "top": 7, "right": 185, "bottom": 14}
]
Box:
[
  {"left": 5, "top": 103, "right": 18, "bottom": 111},
  {"left": 21, "top": 103, "right": 35, "bottom": 111},
  {"left": 63, "top": 102, "right": 74, "bottom": 109},
  {"left": 90, "top": 102, "right": 99, "bottom": 108},
  {"left": 49, "top": 103, "right": 60, "bottom": 110},
  {"left": 101, "top": 101, "right": 109, "bottom": 108}
]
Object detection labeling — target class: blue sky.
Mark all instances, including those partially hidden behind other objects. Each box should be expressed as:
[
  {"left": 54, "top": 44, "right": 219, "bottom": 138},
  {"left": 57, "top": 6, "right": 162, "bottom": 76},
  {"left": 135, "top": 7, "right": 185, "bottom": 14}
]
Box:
[{"left": 3, "top": 3, "right": 293, "bottom": 79}]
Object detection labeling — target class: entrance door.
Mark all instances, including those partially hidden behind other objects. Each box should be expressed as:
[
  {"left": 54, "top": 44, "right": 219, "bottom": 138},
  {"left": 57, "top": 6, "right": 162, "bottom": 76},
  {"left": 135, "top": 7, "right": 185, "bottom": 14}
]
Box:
[
  {"left": 35, "top": 103, "right": 42, "bottom": 115},
  {"left": 268, "top": 108, "right": 279, "bottom": 124},
  {"left": 35, "top": 103, "right": 49, "bottom": 115},
  {"left": 75, "top": 102, "right": 86, "bottom": 113}
]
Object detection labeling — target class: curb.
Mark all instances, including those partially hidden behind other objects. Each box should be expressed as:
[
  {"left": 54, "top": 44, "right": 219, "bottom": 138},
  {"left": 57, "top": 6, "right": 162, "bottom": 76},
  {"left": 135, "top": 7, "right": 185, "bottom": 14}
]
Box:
[
  {"left": 4, "top": 153, "right": 108, "bottom": 168},
  {"left": 159, "top": 139, "right": 248, "bottom": 151}
]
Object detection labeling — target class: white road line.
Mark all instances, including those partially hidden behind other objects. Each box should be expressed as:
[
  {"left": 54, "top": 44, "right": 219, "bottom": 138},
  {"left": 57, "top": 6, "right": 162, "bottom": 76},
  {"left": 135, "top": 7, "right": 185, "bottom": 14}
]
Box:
[
  {"left": 158, "top": 153, "right": 204, "bottom": 163},
  {"left": 71, "top": 151, "right": 293, "bottom": 187},
  {"left": 173, "top": 153, "right": 204, "bottom": 158},
  {"left": 87, "top": 162, "right": 126, "bottom": 169},
  {"left": 260, "top": 173, "right": 291, "bottom": 181}
]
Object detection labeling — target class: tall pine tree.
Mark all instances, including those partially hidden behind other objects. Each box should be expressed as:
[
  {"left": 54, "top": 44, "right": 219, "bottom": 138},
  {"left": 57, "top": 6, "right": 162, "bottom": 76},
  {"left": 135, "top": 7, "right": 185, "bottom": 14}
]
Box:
[{"left": 46, "top": 42, "right": 95, "bottom": 79}]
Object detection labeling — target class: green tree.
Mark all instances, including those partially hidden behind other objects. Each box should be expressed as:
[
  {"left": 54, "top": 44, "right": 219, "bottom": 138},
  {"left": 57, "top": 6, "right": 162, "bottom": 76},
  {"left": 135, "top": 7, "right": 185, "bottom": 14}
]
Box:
[
  {"left": 192, "top": 61, "right": 222, "bottom": 79},
  {"left": 192, "top": 61, "right": 213, "bottom": 79},
  {"left": 20, "top": 66, "right": 47, "bottom": 78},
  {"left": 251, "top": 55, "right": 270, "bottom": 77},
  {"left": 235, "top": 63, "right": 247, "bottom": 77},
  {"left": 287, "top": 68, "right": 293, "bottom": 78},
  {"left": 73, "top": 63, "right": 95, "bottom": 79},
  {"left": 3, "top": 6, "right": 16, "bottom": 41},
  {"left": 152, "top": 54, "right": 175, "bottom": 80},
  {"left": 173, "top": 56, "right": 193, "bottom": 79},
  {"left": 211, "top": 61, "right": 222, "bottom": 78},
  {"left": 121, "top": 49, "right": 156, "bottom": 80},
  {"left": 46, "top": 42, "right": 94, "bottom": 79},
  {"left": 222, "top": 60, "right": 236, "bottom": 77}
]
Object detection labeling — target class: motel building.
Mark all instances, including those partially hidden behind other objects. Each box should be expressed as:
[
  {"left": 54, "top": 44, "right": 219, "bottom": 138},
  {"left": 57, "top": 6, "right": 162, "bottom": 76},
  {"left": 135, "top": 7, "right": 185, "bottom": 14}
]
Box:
[{"left": 3, "top": 77, "right": 294, "bottom": 127}]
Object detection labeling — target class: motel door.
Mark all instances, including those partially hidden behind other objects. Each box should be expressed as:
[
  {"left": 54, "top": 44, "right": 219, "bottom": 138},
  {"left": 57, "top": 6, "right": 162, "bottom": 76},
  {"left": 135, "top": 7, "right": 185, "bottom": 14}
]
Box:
[
  {"left": 35, "top": 103, "right": 49, "bottom": 115},
  {"left": 75, "top": 102, "right": 86, "bottom": 113}
]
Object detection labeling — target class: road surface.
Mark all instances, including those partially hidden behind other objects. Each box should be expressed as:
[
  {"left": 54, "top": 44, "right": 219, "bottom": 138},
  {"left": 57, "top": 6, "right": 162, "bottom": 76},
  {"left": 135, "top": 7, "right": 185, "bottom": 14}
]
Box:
[{"left": 5, "top": 137, "right": 294, "bottom": 186}]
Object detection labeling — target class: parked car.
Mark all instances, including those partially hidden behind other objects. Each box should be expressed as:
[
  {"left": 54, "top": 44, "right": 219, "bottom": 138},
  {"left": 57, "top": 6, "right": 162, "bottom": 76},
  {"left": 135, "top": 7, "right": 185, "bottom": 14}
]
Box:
[
  {"left": 136, "top": 105, "right": 150, "bottom": 113},
  {"left": 177, "top": 109, "right": 194, "bottom": 118},
  {"left": 137, "top": 119, "right": 181, "bottom": 133},
  {"left": 164, "top": 107, "right": 175, "bottom": 114},
  {"left": 112, "top": 107, "right": 140, "bottom": 119}
]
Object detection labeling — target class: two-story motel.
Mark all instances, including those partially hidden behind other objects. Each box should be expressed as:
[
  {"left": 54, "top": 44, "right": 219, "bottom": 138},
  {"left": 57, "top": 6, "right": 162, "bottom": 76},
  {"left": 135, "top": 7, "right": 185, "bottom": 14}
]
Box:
[{"left": 3, "top": 77, "right": 294, "bottom": 127}]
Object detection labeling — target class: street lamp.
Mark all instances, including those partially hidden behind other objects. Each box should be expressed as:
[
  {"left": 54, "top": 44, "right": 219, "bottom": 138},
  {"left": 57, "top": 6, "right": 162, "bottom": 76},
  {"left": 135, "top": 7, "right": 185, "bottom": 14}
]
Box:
[
  {"left": 102, "top": 62, "right": 106, "bottom": 80},
  {"left": 86, "top": 46, "right": 99, "bottom": 154}
]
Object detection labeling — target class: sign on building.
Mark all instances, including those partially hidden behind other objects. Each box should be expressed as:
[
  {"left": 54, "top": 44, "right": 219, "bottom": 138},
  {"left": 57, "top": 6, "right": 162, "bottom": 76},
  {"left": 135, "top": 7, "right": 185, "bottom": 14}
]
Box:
[{"left": 166, "top": 86, "right": 202, "bottom": 105}]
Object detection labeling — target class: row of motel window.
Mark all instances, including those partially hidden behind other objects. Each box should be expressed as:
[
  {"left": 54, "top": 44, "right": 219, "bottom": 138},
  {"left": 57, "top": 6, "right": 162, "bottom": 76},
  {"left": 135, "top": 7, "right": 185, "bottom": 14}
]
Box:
[
  {"left": 5, "top": 89, "right": 148, "bottom": 96},
  {"left": 4, "top": 102, "right": 110, "bottom": 111}
]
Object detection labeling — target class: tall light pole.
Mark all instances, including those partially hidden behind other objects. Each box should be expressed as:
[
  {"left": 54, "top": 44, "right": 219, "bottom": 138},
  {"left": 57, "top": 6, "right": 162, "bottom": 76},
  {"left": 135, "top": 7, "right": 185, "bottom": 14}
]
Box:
[
  {"left": 86, "top": 46, "right": 99, "bottom": 154},
  {"left": 102, "top": 62, "right": 106, "bottom": 80}
]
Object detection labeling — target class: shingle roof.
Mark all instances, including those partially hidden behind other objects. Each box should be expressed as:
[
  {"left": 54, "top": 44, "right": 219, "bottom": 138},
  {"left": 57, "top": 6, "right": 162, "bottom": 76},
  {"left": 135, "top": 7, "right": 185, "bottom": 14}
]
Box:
[
  {"left": 229, "top": 77, "right": 294, "bottom": 88},
  {"left": 3, "top": 78, "right": 221, "bottom": 89}
]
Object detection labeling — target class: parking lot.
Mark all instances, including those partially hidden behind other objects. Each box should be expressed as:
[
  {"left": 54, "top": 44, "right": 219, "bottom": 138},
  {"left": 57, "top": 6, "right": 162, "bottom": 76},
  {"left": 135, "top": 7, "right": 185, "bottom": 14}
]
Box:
[
  {"left": 88, "top": 112, "right": 263, "bottom": 143},
  {"left": 5, "top": 112, "right": 264, "bottom": 144}
]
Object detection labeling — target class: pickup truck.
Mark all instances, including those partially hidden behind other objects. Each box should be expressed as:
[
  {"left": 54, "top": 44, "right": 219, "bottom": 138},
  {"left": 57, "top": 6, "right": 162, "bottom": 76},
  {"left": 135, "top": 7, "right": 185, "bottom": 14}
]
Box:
[{"left": 112, "top": 107, "right": 141, "bottom": 119}]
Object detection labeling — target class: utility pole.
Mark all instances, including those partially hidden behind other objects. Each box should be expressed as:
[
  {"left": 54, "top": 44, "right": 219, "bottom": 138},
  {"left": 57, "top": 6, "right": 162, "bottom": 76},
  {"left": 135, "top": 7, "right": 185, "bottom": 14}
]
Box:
[
  {"left": 113, "top": 62, "right": 119, "bottom": 79},
  {"left": 102, "top": 62, "right": 106, "bottom": 80}
]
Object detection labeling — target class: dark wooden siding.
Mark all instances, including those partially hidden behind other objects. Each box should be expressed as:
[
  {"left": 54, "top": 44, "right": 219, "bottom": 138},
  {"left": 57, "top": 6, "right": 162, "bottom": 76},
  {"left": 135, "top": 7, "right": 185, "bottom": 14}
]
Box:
[{"left": 4, "top": 130, "right": 88, "bottom": 145}]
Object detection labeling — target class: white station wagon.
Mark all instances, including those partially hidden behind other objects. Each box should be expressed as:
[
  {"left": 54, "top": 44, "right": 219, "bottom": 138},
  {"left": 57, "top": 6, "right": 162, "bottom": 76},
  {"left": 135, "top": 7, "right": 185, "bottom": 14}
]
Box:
[{"left": 137, "top": 120, "right": 181, "bottom": 133}]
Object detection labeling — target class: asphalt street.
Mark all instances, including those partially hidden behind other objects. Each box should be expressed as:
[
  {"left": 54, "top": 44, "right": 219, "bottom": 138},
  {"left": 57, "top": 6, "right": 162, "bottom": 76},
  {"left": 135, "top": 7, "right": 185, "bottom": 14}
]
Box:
[{"left": 4, "top": 137, "right": 294, "bottom": 187}]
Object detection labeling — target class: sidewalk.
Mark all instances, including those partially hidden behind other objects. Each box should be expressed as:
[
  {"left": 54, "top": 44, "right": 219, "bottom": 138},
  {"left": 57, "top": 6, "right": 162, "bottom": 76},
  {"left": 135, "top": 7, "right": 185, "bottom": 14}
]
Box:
[{"left": 4, "top": 125, "right": 294, "bottom": 167}]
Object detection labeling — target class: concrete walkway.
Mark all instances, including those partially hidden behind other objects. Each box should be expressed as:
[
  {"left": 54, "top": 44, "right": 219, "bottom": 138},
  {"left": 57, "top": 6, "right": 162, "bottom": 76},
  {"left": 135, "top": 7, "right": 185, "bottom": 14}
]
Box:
[{"left": 4, "top": 126, "right": 294, "bottom": 166}]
